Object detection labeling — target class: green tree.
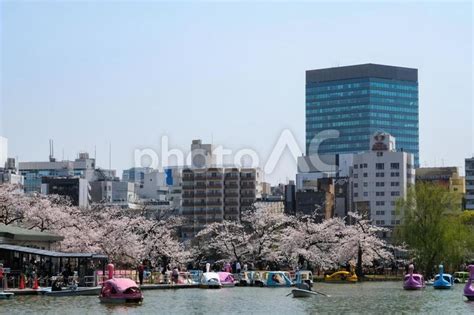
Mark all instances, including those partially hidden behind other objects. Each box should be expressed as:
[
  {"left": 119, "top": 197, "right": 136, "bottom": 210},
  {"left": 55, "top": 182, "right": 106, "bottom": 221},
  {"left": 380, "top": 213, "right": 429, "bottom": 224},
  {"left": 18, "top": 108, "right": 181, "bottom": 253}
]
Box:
[{"left": 395, "top": 182, "right": 473, "bottom": 277}]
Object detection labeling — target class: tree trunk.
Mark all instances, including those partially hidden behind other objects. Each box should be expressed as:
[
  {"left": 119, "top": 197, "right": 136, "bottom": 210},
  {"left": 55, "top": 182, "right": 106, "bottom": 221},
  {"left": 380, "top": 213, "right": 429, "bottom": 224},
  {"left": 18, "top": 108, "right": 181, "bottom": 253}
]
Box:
[{"left": 356, "top": 244, "right": 363, "bottom": 279}]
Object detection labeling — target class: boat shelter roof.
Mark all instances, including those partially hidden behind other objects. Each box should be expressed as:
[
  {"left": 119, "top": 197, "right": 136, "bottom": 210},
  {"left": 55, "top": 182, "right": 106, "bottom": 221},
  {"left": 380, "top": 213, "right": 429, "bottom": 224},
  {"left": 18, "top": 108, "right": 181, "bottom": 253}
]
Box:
[
  {"left": 0, "top": 244, "right": 107, "bottom": 260},
  {"left": 0, "top": 224, "right": 64, "bottom": 242}
]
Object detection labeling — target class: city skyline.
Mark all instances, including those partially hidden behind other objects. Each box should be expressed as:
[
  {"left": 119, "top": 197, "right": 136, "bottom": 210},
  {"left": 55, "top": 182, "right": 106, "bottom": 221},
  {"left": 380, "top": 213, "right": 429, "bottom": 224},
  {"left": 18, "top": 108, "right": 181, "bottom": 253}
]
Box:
[{"left": 1, "top": 2, "right": 472, "bottom": 184}]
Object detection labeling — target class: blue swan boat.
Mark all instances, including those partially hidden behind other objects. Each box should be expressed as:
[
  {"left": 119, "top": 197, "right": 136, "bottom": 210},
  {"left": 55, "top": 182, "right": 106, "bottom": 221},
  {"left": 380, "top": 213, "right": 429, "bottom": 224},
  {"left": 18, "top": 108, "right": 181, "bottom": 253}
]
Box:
[{"left": 433, "top": 265, "right": 454, "bottom": 289}]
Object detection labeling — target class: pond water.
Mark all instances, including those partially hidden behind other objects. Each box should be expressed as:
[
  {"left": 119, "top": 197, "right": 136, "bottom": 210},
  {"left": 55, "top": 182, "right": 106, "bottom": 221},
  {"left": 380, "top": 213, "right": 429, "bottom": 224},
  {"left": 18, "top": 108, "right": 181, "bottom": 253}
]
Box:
[{"left": 2, "top": 282, "right": 473, "bottom": 314}]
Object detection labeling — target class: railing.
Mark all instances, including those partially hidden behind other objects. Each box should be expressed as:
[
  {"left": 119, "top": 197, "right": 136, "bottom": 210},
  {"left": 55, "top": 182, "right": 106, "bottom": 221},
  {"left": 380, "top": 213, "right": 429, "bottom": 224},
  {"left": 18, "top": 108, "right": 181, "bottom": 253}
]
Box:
[
  {"left": 225, "top": 183, "right": 239, "bottom": 188},
  {"left": 225, "top": 192, "right": 239, "bottom": 197},
  {"left": 208, "top": 183, "right": 223, "bottom": 188}
]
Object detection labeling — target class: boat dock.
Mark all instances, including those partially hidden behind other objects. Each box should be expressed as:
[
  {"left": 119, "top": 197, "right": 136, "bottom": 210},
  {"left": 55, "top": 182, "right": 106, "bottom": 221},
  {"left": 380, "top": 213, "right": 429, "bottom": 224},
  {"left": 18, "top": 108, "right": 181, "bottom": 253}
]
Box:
[
  {"left": 140, "top": 283, "right": 199, "bottom": 290},
  {"left": 3, "top": 283, "right": 200, "bottom": 295}
]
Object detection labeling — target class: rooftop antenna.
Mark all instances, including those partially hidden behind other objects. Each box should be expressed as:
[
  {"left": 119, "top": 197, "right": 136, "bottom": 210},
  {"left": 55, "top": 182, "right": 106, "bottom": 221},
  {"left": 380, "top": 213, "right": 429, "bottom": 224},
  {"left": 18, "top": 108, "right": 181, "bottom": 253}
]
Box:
[
  {"left": 49, "top": 139, "right": 56, "bottom": 162},
  {"left": 94, "top": 145, "right": 97, "bottom": 160},
  {"left": 109, "top": 141, "right": 112, "bottom": 170}
]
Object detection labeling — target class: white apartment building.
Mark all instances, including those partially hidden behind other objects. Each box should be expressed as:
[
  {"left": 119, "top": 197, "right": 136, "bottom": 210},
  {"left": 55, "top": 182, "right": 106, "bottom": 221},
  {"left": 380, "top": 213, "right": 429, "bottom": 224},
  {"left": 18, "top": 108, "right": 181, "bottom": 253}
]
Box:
[
  {"left": 352, "top": 132, "right": 415, "bottom": 228},
  {"left": 465, "top": 157, "right": 474, "bottom": 210}
]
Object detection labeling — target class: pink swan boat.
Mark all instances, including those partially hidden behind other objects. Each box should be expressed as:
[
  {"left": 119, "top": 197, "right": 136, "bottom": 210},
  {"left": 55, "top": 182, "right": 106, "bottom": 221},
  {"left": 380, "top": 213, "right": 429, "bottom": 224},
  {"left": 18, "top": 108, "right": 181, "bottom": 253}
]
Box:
[
  {"left": 403, "top": 264, "right": 425, "bottom": 290},
  {"left": 99, "top": 263, "right": 143, "bottom": 304},
  {"left": 464, "top": 265, "right": 474, "bottom": 301},
  {"left": 218, "top": 272, "right": 236, "bottom": 287}
]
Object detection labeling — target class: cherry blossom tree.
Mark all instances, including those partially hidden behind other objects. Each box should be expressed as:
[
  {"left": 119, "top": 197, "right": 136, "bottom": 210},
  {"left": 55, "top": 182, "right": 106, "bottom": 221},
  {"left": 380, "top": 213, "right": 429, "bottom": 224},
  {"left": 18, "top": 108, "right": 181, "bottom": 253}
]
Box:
[
  {"left": 242, "top": 205, "right": 292, "bottom": 266},
  {"left": 0, "top": 184, "right": 28, "bottom": 225},
  {"left": 193, "top": 220, "right": 250, "bottom": 263}
]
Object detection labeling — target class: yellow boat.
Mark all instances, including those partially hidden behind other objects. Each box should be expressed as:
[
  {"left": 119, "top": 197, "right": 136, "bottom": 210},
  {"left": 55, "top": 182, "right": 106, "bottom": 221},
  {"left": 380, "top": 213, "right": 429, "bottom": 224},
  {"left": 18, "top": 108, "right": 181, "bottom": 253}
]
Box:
[{"left": 324, "top": 270, "right": 358, "bottom": 283}]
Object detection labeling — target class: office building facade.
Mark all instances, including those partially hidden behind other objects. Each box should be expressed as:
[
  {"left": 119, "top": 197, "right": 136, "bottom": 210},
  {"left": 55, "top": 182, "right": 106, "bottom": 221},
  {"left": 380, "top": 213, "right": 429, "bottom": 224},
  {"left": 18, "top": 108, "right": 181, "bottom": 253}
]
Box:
[
  {"left": 306, "top": 63, "right": 419, "bottom": 166},
  {"left": 465, "top": 157, "right": 474, "bottom": 210},
  {"left": 352, "top": 132, "right": 414, "bottom": 229}
]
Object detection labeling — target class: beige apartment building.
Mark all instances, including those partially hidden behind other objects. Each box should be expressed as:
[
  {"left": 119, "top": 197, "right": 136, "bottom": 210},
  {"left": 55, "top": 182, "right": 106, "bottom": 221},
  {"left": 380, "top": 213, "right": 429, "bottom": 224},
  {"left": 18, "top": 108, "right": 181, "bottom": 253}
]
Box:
[{"left": 181, "top": 167, "right": 259, "bottom": 238}]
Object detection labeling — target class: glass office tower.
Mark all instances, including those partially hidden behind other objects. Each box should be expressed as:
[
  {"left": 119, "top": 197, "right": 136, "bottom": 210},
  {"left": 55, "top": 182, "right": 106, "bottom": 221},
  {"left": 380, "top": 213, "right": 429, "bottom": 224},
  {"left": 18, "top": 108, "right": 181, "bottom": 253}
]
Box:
[{"left": 306, "top": 64, "right": 419, "bottom": 166}]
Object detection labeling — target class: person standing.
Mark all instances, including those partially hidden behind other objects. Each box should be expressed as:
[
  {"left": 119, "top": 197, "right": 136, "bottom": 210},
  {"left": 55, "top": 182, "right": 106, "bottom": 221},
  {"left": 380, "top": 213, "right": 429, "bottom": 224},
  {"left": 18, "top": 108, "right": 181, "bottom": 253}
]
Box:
[
  {"left": 0, "top": 263, "right": 4, "bottom": 290},
  {"left": 236, "top": 261, "right": 241, "bottom": 274},
  {"left": 172, "top": 267, "right": 179, "bottom": 284},
  {"left": 137, "top": 262, "right": 145, "bottom": 286}
]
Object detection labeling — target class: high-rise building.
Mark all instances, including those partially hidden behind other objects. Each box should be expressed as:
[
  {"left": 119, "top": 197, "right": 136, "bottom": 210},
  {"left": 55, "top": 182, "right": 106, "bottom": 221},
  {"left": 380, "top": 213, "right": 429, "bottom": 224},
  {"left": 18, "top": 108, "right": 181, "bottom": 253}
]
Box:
[
  {"left": 180, "top": 139, "right": 260, "bottom": 238},
  {"left": 306, "top": 63, "right": 419, "bottom": 166},
  {"left": 352, "top": 132, "right": 415, "bottom": 230},
  {"left": 181, "top": 167, "right": 259, "bottom": 238},
  {"left": 465, "top": 157, "right": 474, "bottom": 210}
]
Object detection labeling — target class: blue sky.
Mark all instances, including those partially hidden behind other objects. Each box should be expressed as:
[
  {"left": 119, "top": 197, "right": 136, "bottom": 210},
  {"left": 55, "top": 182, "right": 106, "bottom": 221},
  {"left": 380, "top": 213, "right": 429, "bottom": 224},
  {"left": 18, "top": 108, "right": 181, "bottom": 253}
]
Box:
[{"left": 1, "top": 1, "right": 472, "bottom": 184}]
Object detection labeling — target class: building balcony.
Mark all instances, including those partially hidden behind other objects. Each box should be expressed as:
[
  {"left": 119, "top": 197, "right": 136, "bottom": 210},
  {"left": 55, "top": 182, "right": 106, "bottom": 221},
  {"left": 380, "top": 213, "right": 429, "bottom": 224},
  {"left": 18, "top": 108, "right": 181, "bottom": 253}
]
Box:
[
  {"left": 208, "top": 182, "right": 223, "bottom": 188},
  {"left": 241, "top": 183, "right": 256, "bottom": 189},
  {"left": 182, "top": 193, "right": 194, "bottom": 198},
  {"left": 225, "top": 173, "right": 240, "bottom": 179},
  {"left": 241, "top": 192, "right": 256, "bottom": 197},
  {"left": 194, "top": 192, "right": 207, "bottom": 197},
  {"left": 195, "top": 182, "right": 206, "bottom": 188},
  {"left": 206, "top": 201, "right": 223, "bottom": 206},
  {"left": 207, "top": 174, "right": 223, "bottom": 180},
  {"left": 182, "top": 184, "right": 194, "bottom": 190},
  {"left": 225, "top": 200, "right": 239, "bottom": 206},
  {"left": 207, "top": 191, "right": 223, "bottom": 197},
  {"left": 225, "top": 183, "right": 239, "bottom": 189},
  {"left": 225, "top": 192, "right": 239, "bottom": 197}
]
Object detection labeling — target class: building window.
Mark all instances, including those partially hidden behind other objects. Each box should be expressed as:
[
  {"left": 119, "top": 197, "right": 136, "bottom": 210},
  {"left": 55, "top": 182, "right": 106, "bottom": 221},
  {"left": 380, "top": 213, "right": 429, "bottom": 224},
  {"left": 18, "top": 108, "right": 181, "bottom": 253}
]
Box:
[
  {"left": 376, "top": 201, "right": 385, "bottom": 206},
  {"left": 363, "top": 192, "right": 368, "bottom": 197},
  {"left": 391, "top": 182, "right": 400, "bottom": 187},
  {"left": 354, "top": 165, "right": 358, "bottom": 169},
  {"left": 376, "top": 163, "right": 385, "bottom": 170},
  {"left": 376, "top": 210, "right": 385, "bottom": 215},
  {"left": 390, "top": 163, "right": 400, "bottom": 169},
  {"left": 354, "top": 183, "right": 358, "bottom": 188},
  {"left": 391, "top": 191, "right": 400, "bottom": 196},
  {"left": 376, "top": 191, "right": 385, "bottom": 196},
  {"left": 376, "top": 182, "right": 385, "bottom": 187},
  {"left": 363, "top": 182, "right": 368, "bottom": 187},
  {"left": 354, "top": 192, "right": 358, "bottom": 197},
  {"left": 391, "top": 172, "right": 400, "bottom": 177},
  {"left": 391, "top": 210, "right": 396, "bottom": 215},
  {"left": 363, "top": 173, "right": 368, "bottom": 178},
  {"left": 376, "top": 172, "right": 385, "bottom": 177}
]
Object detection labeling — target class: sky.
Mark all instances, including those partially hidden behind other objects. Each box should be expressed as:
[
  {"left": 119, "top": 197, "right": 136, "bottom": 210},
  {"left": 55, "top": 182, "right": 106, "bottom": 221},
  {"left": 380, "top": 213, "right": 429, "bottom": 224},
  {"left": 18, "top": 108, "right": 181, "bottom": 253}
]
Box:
[{"left": 0, "top": 1, "right": 472, "bottom": 184}]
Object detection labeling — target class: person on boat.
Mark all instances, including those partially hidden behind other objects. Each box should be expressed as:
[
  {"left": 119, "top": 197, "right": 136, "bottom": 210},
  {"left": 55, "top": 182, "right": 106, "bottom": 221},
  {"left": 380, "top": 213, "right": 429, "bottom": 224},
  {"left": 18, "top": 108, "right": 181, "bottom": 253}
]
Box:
[
  {"left": 172, "top": 267, "right": 179, "bottom": 284},
  {"left": 297, "top": 281, "right": 311, "bottom": 291},
  {"left": 52, "top": 279, "right": 62, "bottom": 291},
  {"left": 137, "top": 262, "right": 145, "bottom": 285},
  {"left": 0, "top": 263, "right": 4, "bottom": 290},
  {"left": 62, "top": 265, "right": 71, "bottom": 286}
]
